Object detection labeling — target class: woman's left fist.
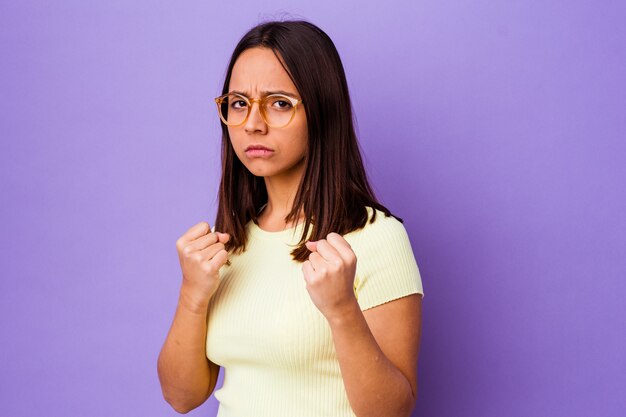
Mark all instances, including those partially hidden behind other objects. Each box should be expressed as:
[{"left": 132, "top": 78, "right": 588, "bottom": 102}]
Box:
[{"left": 302, "top": 232, "right": 358, "bottom": 320}]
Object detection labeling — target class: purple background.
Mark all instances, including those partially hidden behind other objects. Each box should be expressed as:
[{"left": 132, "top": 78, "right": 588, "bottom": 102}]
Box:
[{"left": 1, "top": 1, "right": 625, "bottom": 416}]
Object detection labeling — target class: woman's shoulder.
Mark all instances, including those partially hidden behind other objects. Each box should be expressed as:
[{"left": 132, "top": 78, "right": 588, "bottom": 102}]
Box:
[
  {"left": 348, "top": 206, "right": 423, "bottom": 310},
  {"left": 343, "top": 206, "right": 409, "bottom": 248},
  {"left": 357, "top": 206, "right": 406, "bottom": 234}
]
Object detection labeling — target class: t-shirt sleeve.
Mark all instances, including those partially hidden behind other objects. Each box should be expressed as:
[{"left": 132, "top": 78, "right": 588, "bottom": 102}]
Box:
[{"left": 353, "top": 215, "right": 424, "bottom": 311}]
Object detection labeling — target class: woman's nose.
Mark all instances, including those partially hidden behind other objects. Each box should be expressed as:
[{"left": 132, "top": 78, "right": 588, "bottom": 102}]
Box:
[{"left": 244, "top": 101, "right": 267, "bottom": 132}]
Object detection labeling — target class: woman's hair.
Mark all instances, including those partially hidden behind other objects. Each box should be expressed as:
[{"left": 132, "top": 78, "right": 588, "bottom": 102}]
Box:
[{"left": 214, "top": 19, "right": 403, "bottom": 263}]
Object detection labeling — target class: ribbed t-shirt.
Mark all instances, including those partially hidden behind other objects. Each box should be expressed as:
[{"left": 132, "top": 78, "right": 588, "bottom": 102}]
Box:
[{"left": 206, "top": 206, "right": 424, "bottom": 417}]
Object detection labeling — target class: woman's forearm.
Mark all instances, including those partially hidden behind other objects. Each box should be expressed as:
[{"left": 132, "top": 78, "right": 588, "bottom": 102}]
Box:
[
  {"left": 328, "top": 300, "right": 415, "bottom": 417},
  {"left": 157, "top": 286, "right": 216, "bottom": 413}
]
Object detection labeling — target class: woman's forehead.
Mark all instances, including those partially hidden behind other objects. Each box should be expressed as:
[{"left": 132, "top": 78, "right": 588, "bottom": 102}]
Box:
[{"left": 229, "top": 48, "right": 298, "bottom": 95}]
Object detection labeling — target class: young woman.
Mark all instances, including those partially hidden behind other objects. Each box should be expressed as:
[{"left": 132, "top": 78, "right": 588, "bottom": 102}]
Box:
[{"left": 157, "top": 19, "right": 424, "bottom": 417}]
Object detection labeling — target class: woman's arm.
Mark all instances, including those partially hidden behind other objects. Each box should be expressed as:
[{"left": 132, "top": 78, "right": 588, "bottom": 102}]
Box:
[
  {"left": 328, "top": 294, "right": 422, "bottom": 417},
  {"left": 302, "top": 231, "right": 423, "bottom": 417},
  {"left": 157, "top": 286, "right": 220, "bottom": 413}
]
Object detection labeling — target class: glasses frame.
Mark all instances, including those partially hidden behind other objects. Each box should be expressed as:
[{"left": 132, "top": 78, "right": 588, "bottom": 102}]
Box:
[{"left": 214, "top": 92, "right": 304, "bottom": 128}]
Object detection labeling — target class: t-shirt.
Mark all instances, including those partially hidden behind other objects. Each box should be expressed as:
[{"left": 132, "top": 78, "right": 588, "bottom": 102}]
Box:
[{"left": 206, "top": 206, "right": 424, "bottom": 417}]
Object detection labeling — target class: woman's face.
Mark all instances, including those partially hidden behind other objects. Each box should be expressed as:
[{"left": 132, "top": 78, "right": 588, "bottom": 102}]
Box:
[{"left": 227, "top": 47, "right": 308, "bottom": 179}]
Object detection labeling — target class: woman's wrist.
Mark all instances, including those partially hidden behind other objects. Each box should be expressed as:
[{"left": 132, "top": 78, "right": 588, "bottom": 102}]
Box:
[
  {"left": 325, "top": 298, "right": 362, "bottom": 327},
  {"left": 178, "top": 284, "right": 213, "bottom": 315}
]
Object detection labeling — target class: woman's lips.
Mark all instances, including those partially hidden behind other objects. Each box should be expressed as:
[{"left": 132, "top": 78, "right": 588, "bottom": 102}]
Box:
[{"left": 245, "top": 149, "right": 274, "bottom": 157}]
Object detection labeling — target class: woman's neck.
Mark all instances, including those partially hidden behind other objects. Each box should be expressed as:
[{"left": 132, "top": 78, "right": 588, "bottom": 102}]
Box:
[{"left": 259, "top": 163, "right": 306, "bottom": 229}]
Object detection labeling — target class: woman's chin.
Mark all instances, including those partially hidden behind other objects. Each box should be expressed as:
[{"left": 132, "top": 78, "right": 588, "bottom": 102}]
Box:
[{"left": 245, "top": 165, "right": 276, "bottom": 178}]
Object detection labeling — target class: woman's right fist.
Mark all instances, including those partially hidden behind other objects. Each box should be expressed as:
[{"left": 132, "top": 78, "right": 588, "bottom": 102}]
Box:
[{"left": 175, "top": 221, "right": 230, "bottom": 305}]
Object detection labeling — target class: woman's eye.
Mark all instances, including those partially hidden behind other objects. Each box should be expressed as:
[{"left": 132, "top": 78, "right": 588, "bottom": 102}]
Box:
[
  {"left": 273, "top": 99, "right": 292, "bottom": 109},
  {"left": 231, "top": 100, "right": 247, "bottom": 109}
]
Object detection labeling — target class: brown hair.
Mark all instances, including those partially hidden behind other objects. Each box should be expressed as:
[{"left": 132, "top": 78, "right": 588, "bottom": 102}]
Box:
[{"left": 213, "top": 19, "right": 403, "bottom": 263}]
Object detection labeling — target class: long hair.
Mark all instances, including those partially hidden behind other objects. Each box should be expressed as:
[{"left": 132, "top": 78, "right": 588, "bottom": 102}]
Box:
[{"left": 213, "top": 19, "right": 403, "bottom": 263}]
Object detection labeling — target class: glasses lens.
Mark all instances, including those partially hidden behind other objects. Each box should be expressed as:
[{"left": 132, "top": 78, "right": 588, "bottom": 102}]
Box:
[
  {"left": 219, "top": 94, "right": 248, "bottom": 126},
  {"left": 217, "top": 94, "right": 296, "bottom": 127},
  {"left": 263, "top": 95, "right": 295, "bottom": 127}
]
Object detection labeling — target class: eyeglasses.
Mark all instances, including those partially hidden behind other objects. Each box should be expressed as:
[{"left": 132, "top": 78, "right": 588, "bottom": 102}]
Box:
[{"left": 214, "top": 92, "right": 304, "bottom": 128}]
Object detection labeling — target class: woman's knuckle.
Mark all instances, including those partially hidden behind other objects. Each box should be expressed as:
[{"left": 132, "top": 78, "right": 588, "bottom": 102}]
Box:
[
  {"left": 190, "top": 252, "right": 204, "bottom": 263},
  {"left": 202, "top": 261, "right": 217, "bottom": 274}
]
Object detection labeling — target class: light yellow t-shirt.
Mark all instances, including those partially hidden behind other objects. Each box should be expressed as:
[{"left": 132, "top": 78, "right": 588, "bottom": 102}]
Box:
[{"left": 206, "top": 206, "right": 424, "bottom": 417}]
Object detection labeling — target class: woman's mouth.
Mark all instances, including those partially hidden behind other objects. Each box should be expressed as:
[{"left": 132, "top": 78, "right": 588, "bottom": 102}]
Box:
[{"left": 246, "top": 145, "right": 274, "bottom": 158}]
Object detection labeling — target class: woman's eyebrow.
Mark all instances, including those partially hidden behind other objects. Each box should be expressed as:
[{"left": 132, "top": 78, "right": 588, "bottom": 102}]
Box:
[{"left": 229, "top": 89, "right": 298, "bottom": 97}]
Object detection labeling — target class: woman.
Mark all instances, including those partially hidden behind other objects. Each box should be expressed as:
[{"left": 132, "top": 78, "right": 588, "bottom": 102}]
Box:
[{"left": 157, "top": 19, "right": 424, "bottom": 417}]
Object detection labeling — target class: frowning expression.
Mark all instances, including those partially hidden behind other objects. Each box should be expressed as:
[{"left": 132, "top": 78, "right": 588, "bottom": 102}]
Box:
[{"left": 227, "top": 47, "right": 308, "bottom": 179}]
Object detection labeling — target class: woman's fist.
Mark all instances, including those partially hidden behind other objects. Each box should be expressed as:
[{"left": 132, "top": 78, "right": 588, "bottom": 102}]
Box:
[
  {"left": 175, "top": 221, "right": 230, "bottom": 308},
  {"left": 302, "top": 232, "right": 358, "bottom": 321}
]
